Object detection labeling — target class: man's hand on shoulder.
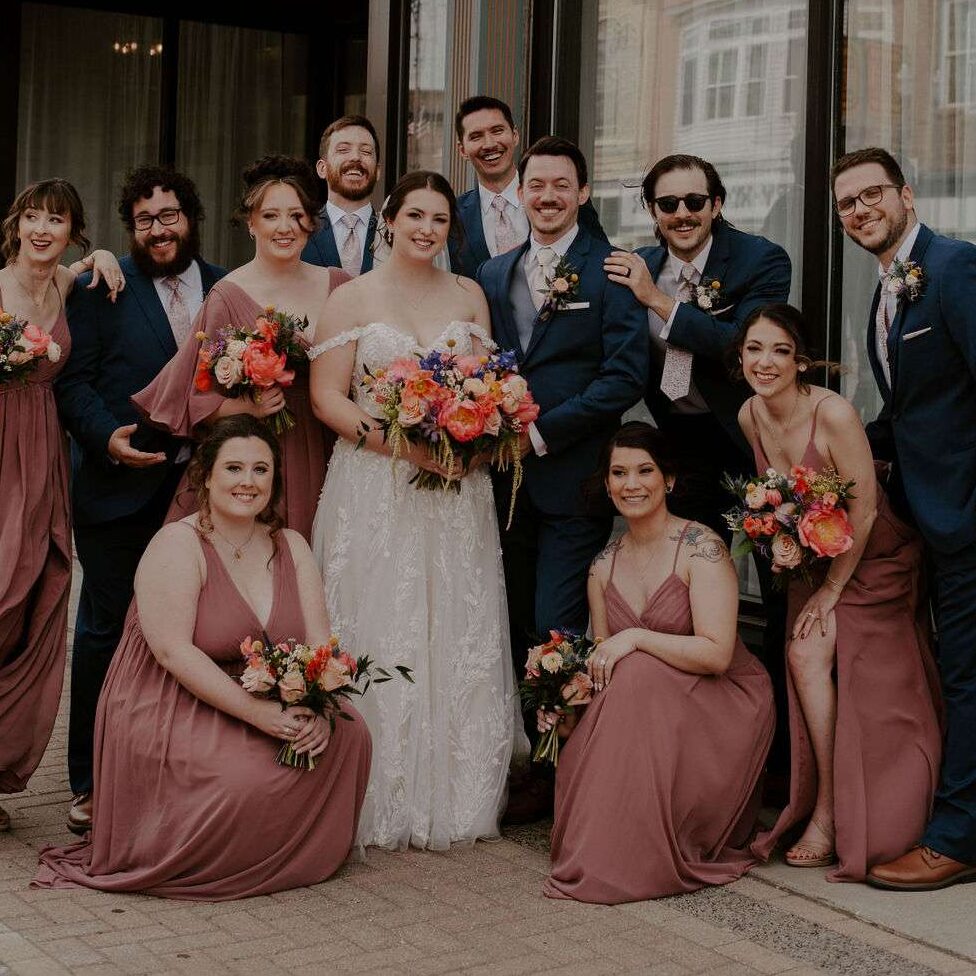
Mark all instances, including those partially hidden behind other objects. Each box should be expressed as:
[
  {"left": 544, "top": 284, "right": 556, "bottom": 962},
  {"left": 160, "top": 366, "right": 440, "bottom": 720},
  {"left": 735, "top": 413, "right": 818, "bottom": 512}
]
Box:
[
  {"left": 108, "top": 424, "right": 166, "bottom": 467},
  {"left": 603, "top": 250, "right": 674, "bottom": 319}
]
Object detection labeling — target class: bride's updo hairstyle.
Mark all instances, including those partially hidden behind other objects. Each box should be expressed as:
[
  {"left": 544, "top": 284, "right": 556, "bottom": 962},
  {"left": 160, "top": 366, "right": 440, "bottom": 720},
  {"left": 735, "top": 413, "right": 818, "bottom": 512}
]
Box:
[
  {"left": 233, "top": 154, "right": 320, "bottom": 235},
  {"left": 187, "top": 415, "right": 284, "bottom": 539},
  {"left": 379, "top": 170, "right": 465, "bottom": 252}
]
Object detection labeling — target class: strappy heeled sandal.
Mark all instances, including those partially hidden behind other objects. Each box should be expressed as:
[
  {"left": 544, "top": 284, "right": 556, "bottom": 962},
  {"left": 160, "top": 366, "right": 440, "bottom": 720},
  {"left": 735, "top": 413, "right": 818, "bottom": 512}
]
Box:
[{"left": 785, "top": 815, "right": 836, "bottom": 868}]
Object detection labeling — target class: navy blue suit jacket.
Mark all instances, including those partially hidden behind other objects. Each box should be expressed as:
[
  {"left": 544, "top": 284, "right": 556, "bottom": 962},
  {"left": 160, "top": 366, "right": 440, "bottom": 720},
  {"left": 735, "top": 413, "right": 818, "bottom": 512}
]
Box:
[
  {"left": 451, "top": 190, "right": 609, "bottom": 279},
  {"left": 55, "top": 254, "right": 226, "bottom": 526},
  {"left": 638, "top": 220, "right": 791, "bottom": 451},
  {"left": 477, "top": 227, "right": 649, "bottom": 515},
  {"left": 301, "top": 206, "right": 377, "bottom": 274},
  {"left": 865, "top": 223, "right": 976, "bottom": 553}
]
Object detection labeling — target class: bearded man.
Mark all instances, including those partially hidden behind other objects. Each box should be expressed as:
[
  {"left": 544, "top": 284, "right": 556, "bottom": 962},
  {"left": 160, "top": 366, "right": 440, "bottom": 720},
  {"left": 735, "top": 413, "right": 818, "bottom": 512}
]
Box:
[{"left": 55, "top": 166, "right": 225, "bottom": 834}]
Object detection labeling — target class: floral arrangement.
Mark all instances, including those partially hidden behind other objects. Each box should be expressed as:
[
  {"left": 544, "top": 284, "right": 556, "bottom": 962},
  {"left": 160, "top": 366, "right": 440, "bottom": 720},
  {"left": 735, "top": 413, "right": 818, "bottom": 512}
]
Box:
[
  {"left": 194, "top": 307, "right": 310, "bottom": 433},
  {"left": 358, "top": 341, "right": 540, "bottom": 526},
  {"left": 723, "top": 465, "right": 856, "bottom": 585},
  {"left": 518, "top": 630, "right": 598, "bottom": 766},
  {"left": 885, "top": 259, "right": 924, "bottom": 303},
  {"left": 240, "top": 633, "right": 413, "bottom": 770},
  {"left": 689, "top": 278, "right": 725, "bottom": 312},
  {"left": 537, "top": 256, "right": 581, "bottom": 322},
  {"left": 0, "top": 309, "right": 61, "bottom": 383}
]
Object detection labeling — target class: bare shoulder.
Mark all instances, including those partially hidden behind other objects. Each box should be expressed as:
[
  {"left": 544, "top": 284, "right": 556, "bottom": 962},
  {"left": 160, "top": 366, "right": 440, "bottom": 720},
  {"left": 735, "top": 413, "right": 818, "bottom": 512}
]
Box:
[
  {"left": 55, "top": 264, "right": 76, "bottom": 295},
  {"left": 815, "top": 389, "right": 861, "bottom": 430},
  {"left": 737, "top": 397, "right": 755, "bottom": 435},
  {"left": 140, "top": 521, "right": 204, "bottom": 577},
  {"left": 280, "top": 527, "right": 313, "bottom": 563},
  {"left": 680, "top": 522, "right": 730, "bottom": 564},
  {"left": 588, "top": 535, "right": 623, "bottom": 583}
]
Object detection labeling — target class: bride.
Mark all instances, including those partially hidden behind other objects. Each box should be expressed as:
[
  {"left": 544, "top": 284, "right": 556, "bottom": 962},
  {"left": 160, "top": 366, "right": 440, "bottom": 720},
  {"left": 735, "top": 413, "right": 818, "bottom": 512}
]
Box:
[{"left": 309, "top": 170, "right": 523, "bottom": 850}]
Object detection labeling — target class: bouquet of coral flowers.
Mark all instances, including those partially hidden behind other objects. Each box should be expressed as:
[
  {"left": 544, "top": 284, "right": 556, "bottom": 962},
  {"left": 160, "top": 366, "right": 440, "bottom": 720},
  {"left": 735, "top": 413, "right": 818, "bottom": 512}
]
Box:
[
  {"left": 518, "top": 630, "right": 598, "bottom": 766},
  {"left": 240, "top": 633, "right": 413, "bottom": 770},
  {"left": 0, "top": 308, "right": 61, "bottom": 383},
  {"left": 194, "top": 307, "right": 310, "bottom": 434},
  {"left": 723, "top": 465, "right": 856, "bottom": 586},
  {"left": 358, "top": 340, "right": 540, "bottom": 526}
]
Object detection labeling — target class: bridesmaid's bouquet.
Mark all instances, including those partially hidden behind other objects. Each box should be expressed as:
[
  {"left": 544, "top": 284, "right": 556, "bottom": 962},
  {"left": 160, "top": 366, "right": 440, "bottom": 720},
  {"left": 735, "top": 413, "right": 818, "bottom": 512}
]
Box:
[
  {"left": 358, "top": 341, "right": 540, "bottom": 527},
  {"left": 723, "top": 465, "right": 856, "bottom": 584},
  {"left": 0, "top": 308, "right": 61, "bottom": 383},
  {"left": 239, "top": 633, "right": 413, "bottom": 770},
  {"left": 518, "top": 630, "right": 597, "bottom": 766},
  {"left": 194, "top": 307, "right": 310, "bottom": 433}
]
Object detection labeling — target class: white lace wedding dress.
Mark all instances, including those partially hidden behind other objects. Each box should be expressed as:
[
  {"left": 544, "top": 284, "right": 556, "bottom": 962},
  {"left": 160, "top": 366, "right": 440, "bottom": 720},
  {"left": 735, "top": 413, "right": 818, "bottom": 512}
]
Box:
[{"left": 309, "top": 321, "right": 525, "bottom": 850}]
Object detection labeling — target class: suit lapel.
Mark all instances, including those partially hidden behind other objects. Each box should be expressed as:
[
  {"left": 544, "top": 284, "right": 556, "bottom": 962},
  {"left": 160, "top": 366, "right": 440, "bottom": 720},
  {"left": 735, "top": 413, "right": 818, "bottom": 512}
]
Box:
[
  {"left": 121, "top": 257, "right": 176, "bottom": 359},
  {"left": 462, "top": 191, "right": 491, "bottom": 269},
  {"left": 645, "top": 246, "right": 668, "bottom": 282},
  {"left": 493, "top": 242, "right": 530, "bottom": 361},
  {"left": 886, "top": 223, "right": 933, "bottom": 393},
  {"left": 361, "top": 210, "right": 378, "bottom": 273},
  {"left": 699, "top": 224, "right": 731, "bottom": 293},
  {"left": 867, "top": 281, "right": 890, "bottom": 400}
]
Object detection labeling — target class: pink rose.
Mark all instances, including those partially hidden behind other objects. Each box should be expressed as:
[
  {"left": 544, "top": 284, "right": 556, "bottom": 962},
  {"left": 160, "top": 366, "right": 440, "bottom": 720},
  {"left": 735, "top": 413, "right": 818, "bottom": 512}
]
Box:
[
  {"left": 770, "top": 532, "right": 803, "bottom": 570},
  {"left": 438, "top": 399, "right": 485, "bottom": 442},
  {"left": 242, "top": 339, "right": 294, "bottom": 388},
  {"left": 214, "top": 355, "right": 243, "bottom": 388},
  {"left": 6, "top": 349, "right": 32, "bottom": 366},
  {"left": 560, "top": 671, "right": 593, "bottom": 706},
  {"left": 241, "top": 664, "right": 276, "bottom": 694},
  {"left": 455, "top": 355, "right": 484, "bottom": 376},
  {"left": 551, "top": 277, "right": 570, "bottom": 294},
  {"left": 278, "top": 668, "right": 307, "bottom": 704},
  {"left": 397, "top": 394, "right": 426, "bottom": 427},
  {"left": 525, "top": 645, "right": 544, "bottom": 677},
  {"left": 798, "top": 507, "right": 854, "bottom": 558},
  {"left": 744, "top": 483, "right": 768, "bottom": 510},
  {"left": 513, "top": 392, "right": 540, "bottom": 425},
  {"left": 499, "top": 375, "right": 529, "bottom": 414},
  {"left": 481, "top": 407, "right": 502, "bottom": 436},
  {"left": 20, "top": 323, "right": 51, "bottom": 357}
]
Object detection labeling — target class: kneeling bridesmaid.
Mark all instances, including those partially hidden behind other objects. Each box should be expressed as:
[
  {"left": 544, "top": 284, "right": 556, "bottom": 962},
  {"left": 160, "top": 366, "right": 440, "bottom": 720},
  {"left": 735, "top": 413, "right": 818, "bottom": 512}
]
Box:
[
  {"left": 35, "top": 416, "right": 370, "bottom": 900},
  {"left": 542, "top": 422, "right": 775, "bottom": 904}
]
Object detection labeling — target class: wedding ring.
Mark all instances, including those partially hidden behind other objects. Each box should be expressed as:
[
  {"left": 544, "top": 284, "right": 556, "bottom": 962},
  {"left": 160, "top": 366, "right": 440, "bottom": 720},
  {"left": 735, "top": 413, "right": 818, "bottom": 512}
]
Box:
[{"left": 621, "top": 267, "right": 631, "bottom": 278}]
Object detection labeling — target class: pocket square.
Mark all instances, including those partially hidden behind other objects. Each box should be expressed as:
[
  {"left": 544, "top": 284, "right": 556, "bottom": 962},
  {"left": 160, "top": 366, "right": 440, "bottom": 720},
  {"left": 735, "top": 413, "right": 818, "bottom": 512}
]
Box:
[
  {"left": 562, "top": 301, "right": 591, "bottom": 311},
  {"left": 902, "top": 327, "right": 932, "bottom": 341}
]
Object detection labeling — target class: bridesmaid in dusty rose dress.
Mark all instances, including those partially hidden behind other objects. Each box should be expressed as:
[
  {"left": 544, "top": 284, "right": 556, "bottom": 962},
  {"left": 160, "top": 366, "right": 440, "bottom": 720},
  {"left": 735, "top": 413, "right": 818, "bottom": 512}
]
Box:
[
  {"left": 134, "top": 155, "right": 347, "bottom": 540},
  {"left": 540, "top": 422, "right": 774, "bottom": 904},
  {"left": 0, "top": 179, "right": 124, "bottom": 831},
  {"left": 35, "top": 416, "right": 370, "bottom": 899},
  {"left": 735, "top": 303, "right": 941, "bottom": 881}
]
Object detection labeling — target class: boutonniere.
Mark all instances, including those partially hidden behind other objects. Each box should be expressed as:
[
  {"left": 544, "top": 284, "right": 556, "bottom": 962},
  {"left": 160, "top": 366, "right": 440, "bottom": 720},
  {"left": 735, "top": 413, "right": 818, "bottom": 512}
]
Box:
[
  {"left": 538, "top": 257, "right": 581, "bottom": 322},
  {"left": 689, "top": 278, "right": 725, "bottom": 313},
  {"left": 885, "top": 259, "right": 924, "bottom": 303}
]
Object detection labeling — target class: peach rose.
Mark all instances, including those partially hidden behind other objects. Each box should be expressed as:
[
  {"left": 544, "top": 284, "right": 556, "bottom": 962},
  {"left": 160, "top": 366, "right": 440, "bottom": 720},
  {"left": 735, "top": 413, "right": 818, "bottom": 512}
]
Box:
[
  {"left": 500, "top": 375, "right": 529, "bottom": 414},
  {"left": 513, "top": 393, "right": 540, "bottom": 425},
  {"left": 551, "top": 277, "right": 570, "bottom": 294},
  {"left": 481, "top": 406, "right": 502, "bottom": 436},
  {"left": 278, "top": 668, "right": 307, "bottom": 704},
  {"left": 317, "top": 655, "right": 353, "bottom": 692},
  {"left": 770, "top": 532, "right": 803, "bottom": 571},
  {"left": 6, "top": 349, "right": 32, "bottom": 366},
  {"left": 241, "top": 664, "right": 276, "bottom": 694},
  {"left": 20, "top": 323, "right": 51, "bottom": 357},
  {"left": 744, "top": 482, "right": 768, "bottom": 510},
  {"left": 561, "top": 671, "right": 594, "bottom": 706},
  {"left": 540, "top": 651, "right": 563, "bottom": 673},
  {"left": 438, "top": 399, "right": 485, "bottom": 442},
  {"left": 214, "top": 355, "right": 243, "bottom": 388},
  {"left": 798, "top": 507, "right": 853, "bottom": 558},
  {"left": 242, "top": 340, "right": 293, "bottom": 388},
  {"left": 821, "top": 491, "right": 839, "bottom": 509},
  {"left": 455, "top": 355, "right": 484, "bottom": 376},
  {"left": 255, "top": 316, "right": 279, "bottom": 342},
  {"left": 397, "top": 394, "right": 426, "bottom": 427},
  {"left": 525, "top": 645, "right": 544, "bottom": 677},
  {"left": 462, "top": 377, "right": 488, "bottom": 397}
]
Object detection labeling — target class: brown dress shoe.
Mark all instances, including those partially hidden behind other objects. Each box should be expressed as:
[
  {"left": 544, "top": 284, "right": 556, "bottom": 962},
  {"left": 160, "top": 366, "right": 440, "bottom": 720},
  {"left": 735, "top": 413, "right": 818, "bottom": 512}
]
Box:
[
  {"left": 867, "top": 845, "right": 976, "bottom": 891},
  {"left": 67, "top": 793, "right": 93, "bottom": 835}
]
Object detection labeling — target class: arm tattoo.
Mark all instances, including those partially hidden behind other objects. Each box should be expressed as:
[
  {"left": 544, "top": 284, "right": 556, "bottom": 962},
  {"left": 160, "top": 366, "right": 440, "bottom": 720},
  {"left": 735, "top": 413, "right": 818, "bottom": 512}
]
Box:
[
  {"left": 588, "top": 536, "right": 623, "bottom": 577},
  {"left": 683, "top": 526, "right": 727, "bottom": 563}
]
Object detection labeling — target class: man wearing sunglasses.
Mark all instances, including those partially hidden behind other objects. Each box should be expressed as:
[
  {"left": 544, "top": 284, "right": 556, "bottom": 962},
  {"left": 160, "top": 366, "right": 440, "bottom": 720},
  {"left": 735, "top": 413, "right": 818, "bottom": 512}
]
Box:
[
  {"left": 604, "top": 153, "right": 791, "bottom": 537},
  {"left": 55, "top": 165, "right": 225, "bottom": 834},
  {"left": 832, "top": 147, "right": 976, "bottom": 892}
]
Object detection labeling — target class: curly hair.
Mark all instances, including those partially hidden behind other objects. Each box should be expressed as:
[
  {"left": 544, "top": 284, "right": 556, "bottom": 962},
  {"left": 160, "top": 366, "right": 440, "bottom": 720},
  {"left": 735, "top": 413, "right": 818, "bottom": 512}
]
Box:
[
  {"left": 117, "top": 165, "right": 205, "bottom": 232},
  {"left": 233, "top": 154, "right": 320, "bottom": 234},
  {"left": 2, "top": 178, "right": 91, "bottom": 264}
]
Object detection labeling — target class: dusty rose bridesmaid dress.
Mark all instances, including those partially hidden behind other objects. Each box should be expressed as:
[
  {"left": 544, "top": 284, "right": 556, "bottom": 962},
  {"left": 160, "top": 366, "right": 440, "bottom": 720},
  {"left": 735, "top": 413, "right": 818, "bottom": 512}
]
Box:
[
  {"left": 746, "top": 396, "right": 942, "bottom": 881},
  {"left": 132, "top": 275, "right": 346, "bottom": 540},
  {"left": 34, "top": 526, "right": 371, "bottom": 899},
  {"left": 544, "top": 522, "right": 775, "bottom": 904},
  {"left": 0, "top": 295, "right": 71, "bottom": 794}
]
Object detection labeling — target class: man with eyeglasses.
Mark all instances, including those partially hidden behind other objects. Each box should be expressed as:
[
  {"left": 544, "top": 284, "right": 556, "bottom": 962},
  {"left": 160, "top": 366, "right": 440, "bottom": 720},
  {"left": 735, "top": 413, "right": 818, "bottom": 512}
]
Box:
[
  {"left": 55, "top": 165, "right": 225, "bottom": 834},
  {"left": 832, "top": 147, "right": 976, "bottom": 891},
  {"left": 604, "top": 153, "right": 791, "bottom": 537}
]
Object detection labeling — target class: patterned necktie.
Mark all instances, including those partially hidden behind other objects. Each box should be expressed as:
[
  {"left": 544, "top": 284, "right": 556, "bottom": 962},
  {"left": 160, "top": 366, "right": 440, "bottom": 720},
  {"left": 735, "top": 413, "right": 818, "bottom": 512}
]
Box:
[
  {"left": 660, "top": 263, "right": 697, "bottom": 401},
  {"left": 492, "top": 195, "right": 520, "bottom": 254},
  {"left": 339, "top": 213, "right": 361, "bottom": 277},
  {"left": 163, "top": 276, "right": 192, "bottom": 347},
  {"left": 529, "top": 246, "right": 557, "bottom": 312},
  {"left": 876, "top": 277, "right": 892, "bottom": 381}
]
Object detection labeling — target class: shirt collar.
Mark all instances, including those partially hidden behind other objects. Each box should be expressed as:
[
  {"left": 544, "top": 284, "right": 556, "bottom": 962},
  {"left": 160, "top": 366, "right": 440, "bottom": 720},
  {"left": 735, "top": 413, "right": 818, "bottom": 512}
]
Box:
[
  {"left": 666, "top": 236, "right": 713, "bottom": 280},
  {"left": 879, "top": 221, "right": 921, "bottom": 278},
  {"left": 528, "top": 224, "right": 579, "bottom": 262},
  {"left": 479, "top": 175, "right": 521, "bottom": 215},
  {"left": 160, "top": 259, "right": 199, "bottom": 289},
  {"left": 326, "top": 199, "right": 373, "bottom": 228}
]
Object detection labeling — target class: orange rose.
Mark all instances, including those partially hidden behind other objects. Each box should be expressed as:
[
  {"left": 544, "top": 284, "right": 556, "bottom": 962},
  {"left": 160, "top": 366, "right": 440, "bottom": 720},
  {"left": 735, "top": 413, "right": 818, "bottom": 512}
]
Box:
[
  {"left": 438, "top": 399, "right": 485, "bottom": 442},
  {"left": 242, "top": 340, "right": 294, "bottom": 388},
  {"left": 798, "top": 507, "right": 853, "bottom": 558}
]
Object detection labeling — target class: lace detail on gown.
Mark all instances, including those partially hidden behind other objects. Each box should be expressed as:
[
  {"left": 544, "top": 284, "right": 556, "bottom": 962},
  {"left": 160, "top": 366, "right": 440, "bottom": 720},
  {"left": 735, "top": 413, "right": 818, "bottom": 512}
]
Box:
[
  {"left": 307, "top": 320, "right": 497, "bottom": 363},
  {"left": 310, "top": 321, "right": 524, "bottom": 851}
]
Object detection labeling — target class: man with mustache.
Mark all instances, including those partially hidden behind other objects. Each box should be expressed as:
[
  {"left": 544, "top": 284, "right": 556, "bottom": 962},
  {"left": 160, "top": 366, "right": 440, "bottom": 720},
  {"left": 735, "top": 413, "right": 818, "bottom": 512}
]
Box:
[
  {"left": 604, "top": 154, "right": 791, "bottom": 537},
  {"left": 55, "top": 166, "right": 224, "bottom": 834},
  {"left": 451, "top": 96, "right": 607, "bottom": 278},
  {"left": 302, "top": 115, "right": 380, "bottom": 276},
  {"left": 832, "top": 147, "right": 976, "bottom": 891}
]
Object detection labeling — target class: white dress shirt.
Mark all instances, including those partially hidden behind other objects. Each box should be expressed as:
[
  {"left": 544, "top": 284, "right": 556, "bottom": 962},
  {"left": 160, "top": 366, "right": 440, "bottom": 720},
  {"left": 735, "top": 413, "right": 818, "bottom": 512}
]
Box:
[
  {"left": 479, "top": 176, "right": 530, "bottom": 257},
  {"left": 876, "top": 221, "right": 921, "bottom": 387}
]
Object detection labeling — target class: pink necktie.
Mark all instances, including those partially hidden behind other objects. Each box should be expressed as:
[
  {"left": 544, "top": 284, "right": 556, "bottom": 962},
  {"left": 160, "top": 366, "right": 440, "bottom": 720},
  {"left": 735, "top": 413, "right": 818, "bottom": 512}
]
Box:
[
  {"left": 163, "top": 276, "right": 192, "bottom": 346},
  {"left": 876, "top": 283, "right": 892, "bottom": 379},
  {"left": 660, "top": 265, "right": 696, "bottom": 401},
  {"left": 492, "top": 195, "right": 520, "bottom": 254},
  {"left": 339, "top": 213, "right": 361, "bottom": 277}
]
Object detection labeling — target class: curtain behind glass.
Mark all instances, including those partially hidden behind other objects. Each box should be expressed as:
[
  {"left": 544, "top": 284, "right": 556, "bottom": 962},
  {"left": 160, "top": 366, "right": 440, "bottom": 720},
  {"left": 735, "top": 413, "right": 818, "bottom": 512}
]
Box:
[
  {"left": 176, "top": 22, "right": 309, "bottom": 270},
  {"left": 18, "top": 4, "right": 162, "bottom": 257}
]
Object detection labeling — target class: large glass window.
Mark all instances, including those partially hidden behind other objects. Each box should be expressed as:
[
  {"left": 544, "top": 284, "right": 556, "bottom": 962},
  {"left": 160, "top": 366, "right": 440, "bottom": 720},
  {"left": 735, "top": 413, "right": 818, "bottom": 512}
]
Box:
[{"left": 406, "top": 0, "right": 449, "bottom": 174}]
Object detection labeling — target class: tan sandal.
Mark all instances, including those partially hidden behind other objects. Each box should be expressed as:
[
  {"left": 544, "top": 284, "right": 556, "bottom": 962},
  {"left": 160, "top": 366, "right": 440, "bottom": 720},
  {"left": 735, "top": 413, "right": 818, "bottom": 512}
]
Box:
[{"left": 785, "top": 816, "right": 836, "bottom": 868}]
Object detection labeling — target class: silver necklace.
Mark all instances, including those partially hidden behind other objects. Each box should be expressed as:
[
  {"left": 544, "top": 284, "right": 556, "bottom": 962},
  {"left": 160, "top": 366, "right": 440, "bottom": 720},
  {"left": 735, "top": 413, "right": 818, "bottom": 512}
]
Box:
[
  {"left": 758, "top": 391, "right": 800, "bottom": 465},
  {"left": 210, "top": 522, "right": 257, "bottom": 560},
  {"left": 10, "top": 264, "right": 54, "bottom": 312}
]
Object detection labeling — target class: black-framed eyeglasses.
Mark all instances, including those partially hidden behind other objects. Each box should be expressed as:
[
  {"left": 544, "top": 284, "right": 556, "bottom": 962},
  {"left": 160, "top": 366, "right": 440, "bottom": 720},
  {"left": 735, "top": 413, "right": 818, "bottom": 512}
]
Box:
[
  {"left": 652, "top": 193, "right": 712, "bottom": 214},
  {"left": 133, "top": 207, "right": 182, "bottom": 231},
  {"left": 835, "top": 184, "right": 901, "bottom": 217}
]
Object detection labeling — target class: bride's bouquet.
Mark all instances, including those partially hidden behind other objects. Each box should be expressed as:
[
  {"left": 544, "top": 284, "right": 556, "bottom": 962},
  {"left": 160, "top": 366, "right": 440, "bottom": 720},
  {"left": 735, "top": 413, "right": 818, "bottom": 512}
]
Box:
[
  {"left": 239, "top": 633, "right": 413, "bottom": 770},
  {"left": 194, "top": 307, "right": 309, "bottom": 434},
  {"left": 358, "top": 340, "right": 540, "bottom": 526},
  {"left": 0, "top": 308, "right": 61, "bottom": 384},
  {"left": 723, "top": 464, "right": 855, "bottom": 585},
  {"left": 518, "top": 630, "right": 597, "bottom": 767}
]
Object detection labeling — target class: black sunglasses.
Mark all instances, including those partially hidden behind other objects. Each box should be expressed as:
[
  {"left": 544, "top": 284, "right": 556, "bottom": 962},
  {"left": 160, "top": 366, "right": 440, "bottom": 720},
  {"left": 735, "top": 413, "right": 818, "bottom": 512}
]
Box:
[{"left": 652, "top": 193, "right": 712, "bottom": 214}]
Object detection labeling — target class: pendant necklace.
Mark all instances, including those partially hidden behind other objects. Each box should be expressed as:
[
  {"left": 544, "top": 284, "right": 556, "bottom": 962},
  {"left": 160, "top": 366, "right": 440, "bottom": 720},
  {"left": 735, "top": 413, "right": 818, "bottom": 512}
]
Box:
[
  {"left": 10, "top": 264, "right": 54, "bottom": 313},
  {"left": 759, "top": 391, "right": 800, "bottom": 467},
  {"left": 211, "top": 522, "right": 257, "bottom": 560}
]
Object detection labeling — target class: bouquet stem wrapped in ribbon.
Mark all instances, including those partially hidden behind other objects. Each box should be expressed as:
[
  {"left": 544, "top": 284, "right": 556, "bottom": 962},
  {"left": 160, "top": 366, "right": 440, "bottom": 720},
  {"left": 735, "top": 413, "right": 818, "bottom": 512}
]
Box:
[
  {"left": 0, "top": 309, "right": 61, "bottom": 384},
  {"left": 518, "top": 630, "right": 598, "bottom": 766},
  {"left": 723, "top": 464, "right": 856, "bottom": 584},
  {"left": 240, "top": 633, "right": 413, "bottom": 770},
  {"left": 194, "top": 307, "right": 310, "bottom": 434}
]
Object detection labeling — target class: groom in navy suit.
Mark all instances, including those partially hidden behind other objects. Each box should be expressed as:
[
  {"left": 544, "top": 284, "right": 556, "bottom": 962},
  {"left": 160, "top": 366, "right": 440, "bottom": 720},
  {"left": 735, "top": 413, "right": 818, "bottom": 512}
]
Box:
[
  {"left": 833, "top": 147, "right": 976, "bottom": 890},
  {"left": 55, "top": 166, "right": 224, "bottom": 832},
  {"left": 478, "top": 137, "right": 648, "bottom": 790},
  {"left": 302, "top": 115, "right": 380, "bottom": 276}
]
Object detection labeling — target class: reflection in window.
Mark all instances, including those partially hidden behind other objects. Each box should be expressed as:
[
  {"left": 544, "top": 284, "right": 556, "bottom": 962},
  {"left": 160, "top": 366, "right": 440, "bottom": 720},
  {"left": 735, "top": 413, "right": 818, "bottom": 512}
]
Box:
[
  {"left": 406, "top": 0, "right": 448, "bottom": 173},
  {"left": 943, "top": 0, "right": 976, "bottom": 107}
]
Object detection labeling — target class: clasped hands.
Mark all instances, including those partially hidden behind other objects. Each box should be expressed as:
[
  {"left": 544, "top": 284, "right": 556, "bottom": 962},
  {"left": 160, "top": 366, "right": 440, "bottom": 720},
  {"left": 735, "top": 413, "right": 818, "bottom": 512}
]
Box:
[{"left": 253, "top": 701, "right": 332, "bottom": 758}]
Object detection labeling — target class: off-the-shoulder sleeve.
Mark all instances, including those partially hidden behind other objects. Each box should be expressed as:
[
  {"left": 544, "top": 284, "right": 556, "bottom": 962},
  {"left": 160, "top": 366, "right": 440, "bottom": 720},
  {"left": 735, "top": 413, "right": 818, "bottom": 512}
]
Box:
[
  {"left": 464, "top": 322, "right": 497, "bottom": 352},
  {"left": 131, "top": 287, "right": 231, "bottom": 437},
  {"left": 308, "top": 326, "right": 369, "bottom": 362}
]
